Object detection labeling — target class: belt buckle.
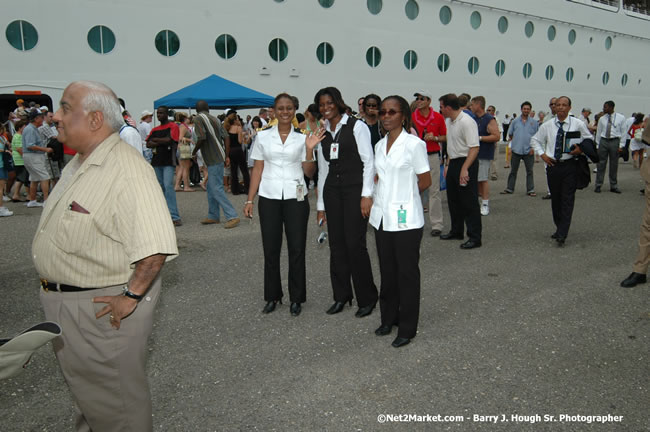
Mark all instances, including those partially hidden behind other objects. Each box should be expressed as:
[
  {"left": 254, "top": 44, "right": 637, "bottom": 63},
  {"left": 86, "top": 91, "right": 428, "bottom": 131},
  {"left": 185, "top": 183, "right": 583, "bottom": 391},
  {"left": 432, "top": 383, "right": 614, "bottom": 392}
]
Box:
[{"left": 40, "top": 278, "right": 49, "bottom": 292}]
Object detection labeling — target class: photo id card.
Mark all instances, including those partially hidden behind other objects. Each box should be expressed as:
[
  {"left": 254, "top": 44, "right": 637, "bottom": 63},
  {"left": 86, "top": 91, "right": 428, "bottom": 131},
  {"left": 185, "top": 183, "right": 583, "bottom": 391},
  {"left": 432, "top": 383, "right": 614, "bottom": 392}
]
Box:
[
  {"left": 330, "top": 143, "right": 339, "bottom": 160},
  {"left": 296, "top": 183, "right": 305, "bottom": 201},
  {"left": 397, "top": 208, "right": 407, "bottom": 229}
]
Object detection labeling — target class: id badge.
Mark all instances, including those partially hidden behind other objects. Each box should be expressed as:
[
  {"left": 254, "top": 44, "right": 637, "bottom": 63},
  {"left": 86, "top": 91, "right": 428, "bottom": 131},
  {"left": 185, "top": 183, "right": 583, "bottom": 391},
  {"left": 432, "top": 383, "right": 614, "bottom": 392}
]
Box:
[
  {"left": 330, "top": 142, "right": 339, "bottom": 160},
  {"left": 397, "top": 207, "right": 407, "bottom": 229},
  {"left": 296, "top": 183, "right": 305, "bottom": 201}
]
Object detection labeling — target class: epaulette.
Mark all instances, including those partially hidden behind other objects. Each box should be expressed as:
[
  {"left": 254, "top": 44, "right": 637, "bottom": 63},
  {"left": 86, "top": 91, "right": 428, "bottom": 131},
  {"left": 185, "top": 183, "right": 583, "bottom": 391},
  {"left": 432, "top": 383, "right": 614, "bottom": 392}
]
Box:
[
  {"left": 257, "top": 124, "right": 273, "bottom": 132},
  {"left": 294, "top": 127, "right": 308, "bottom": 135}
]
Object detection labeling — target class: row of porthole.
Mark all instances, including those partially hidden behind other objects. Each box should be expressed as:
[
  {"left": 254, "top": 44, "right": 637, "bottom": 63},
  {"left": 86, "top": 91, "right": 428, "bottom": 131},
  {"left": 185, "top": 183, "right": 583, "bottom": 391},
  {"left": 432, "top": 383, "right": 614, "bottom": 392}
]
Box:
[{"left": 274, "top": 0, "right": 614, "bottom": 49}]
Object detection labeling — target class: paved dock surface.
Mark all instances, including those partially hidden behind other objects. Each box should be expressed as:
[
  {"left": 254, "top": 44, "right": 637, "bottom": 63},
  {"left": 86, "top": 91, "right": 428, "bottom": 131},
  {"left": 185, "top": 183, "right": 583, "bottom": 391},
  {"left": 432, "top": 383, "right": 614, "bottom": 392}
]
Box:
[{"left": 1, "top": 156, "right": 648, "bottom": 431}]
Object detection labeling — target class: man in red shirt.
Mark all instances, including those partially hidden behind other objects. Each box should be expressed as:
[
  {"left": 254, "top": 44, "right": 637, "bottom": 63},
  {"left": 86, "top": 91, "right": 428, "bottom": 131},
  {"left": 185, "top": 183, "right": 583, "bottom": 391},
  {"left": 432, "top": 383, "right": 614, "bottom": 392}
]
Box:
[{"left": 412, "top": 91, "right": 447, "bottom": 237}]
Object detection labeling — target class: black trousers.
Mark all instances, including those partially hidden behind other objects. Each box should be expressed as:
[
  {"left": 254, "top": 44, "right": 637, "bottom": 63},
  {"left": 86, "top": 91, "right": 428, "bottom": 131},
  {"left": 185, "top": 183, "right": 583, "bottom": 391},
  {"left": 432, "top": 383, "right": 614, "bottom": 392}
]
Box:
[
  {"left": 546, "top": 159, "right": 578, "bottom": 238},
  {"left": 446, "top": 158, "right": 482, "bottom": 242},
  {"left": 323, "top": 183, "right": 378, "bottom": 307},
  {"left": 229, "top": 146, "right": 250, "bottom": 194},
  {"left": 258, "top": 196, "right": 310, "bottom": 303},
  {"left": 375, "top": 225, "right": 423, "bottom": 339}
]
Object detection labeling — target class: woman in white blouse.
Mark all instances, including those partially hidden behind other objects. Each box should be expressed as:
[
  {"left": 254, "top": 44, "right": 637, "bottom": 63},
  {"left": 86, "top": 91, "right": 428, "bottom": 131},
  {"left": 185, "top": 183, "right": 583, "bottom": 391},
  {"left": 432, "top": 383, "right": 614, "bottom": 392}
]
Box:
[
  {"left": 244, "top": 93, "right": 324, "bottom": 317},
  {"left": 369, "top": 95, "right": 431, "bottom": 348}
]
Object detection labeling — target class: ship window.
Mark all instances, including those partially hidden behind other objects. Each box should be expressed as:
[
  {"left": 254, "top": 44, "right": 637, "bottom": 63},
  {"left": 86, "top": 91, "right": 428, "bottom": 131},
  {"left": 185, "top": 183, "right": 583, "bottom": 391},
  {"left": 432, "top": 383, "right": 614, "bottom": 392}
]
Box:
[
  {"left": 545, "top": 65, "right": 554, "bottom": 80},
  {"left": 522, "top": 63, "right": 533, "bottom": 79},
  {"left": 566, "top": 68, "right": 575, "bottom": 82},
  {"left": 215, "top": 34, "right": 237, "bottom": 60},
  {"left": 318, "top": 0, "right": 334, "bottom": 8},
  {"left": 6, "top": 20, "right": 38, "bottom": 51},
  {"left": 498, "top": 16, "right": 508, "bottom": 34},
  {"left": 155, "top": 30, "right": 180, "bottom": 57},
  {"left": 404, "top": 50, "right": 418, "bottom": 70},
  {"left": 405, "top": 0, "right": 419, "bottom": 20},
  {"left": 568, "top": 29, "right": 576, "bottom": 45},
  {"left": 269, "top": 38, "right": 288, "bottom": 62},
  {"left": 87, "top": 25, "right": 115, "bottom": 54},
  {"left": 547, "top": 25, "right": 556, "bottom": 41},
  {"left": 274, "top": 0, "right": 284, "bottom": 2},
  {"left": 605, "top": 36, "right": 612, "bottom": 50},
  {"left": 367, "top": 0, "right": 382, "bottom": 15},
  {"left": 525, "top": 21, "right": 534, "bottom": 38},
  {"left": 602, "top": 71, "right": 609, "bottom": 85},
  {"left": 366, "top": 46, "right": 381, "bottom": 68},
  {"left": 470, "top": 11, "right": 481, "bottom": 29},
  {"left": 437, "top": 53, "right": 450, "bottom": 72},
  {"left": 495, "top": 59, "right": 506, "bottom": 77},
  {"left": 439, "top": 6, "right": 452, "bottom": 25},
  {"left": 587, "top": 73, "right": 591, "bottom": 80},
  {"left": 316, "top": 42, "right": 334, "bottom": 65},
  {"left": 621, "top": 73, "right": 628, "bottom": 87},
  {"left": 468, "top": 56, "right": 479, "bottom": 75}
]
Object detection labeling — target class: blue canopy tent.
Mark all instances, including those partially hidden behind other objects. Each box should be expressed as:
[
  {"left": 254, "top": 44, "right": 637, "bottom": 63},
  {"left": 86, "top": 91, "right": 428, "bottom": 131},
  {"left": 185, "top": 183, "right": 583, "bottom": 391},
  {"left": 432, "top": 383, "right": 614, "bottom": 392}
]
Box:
[{"left": 153, "top": 74, "right": 274, "bottom": 109}]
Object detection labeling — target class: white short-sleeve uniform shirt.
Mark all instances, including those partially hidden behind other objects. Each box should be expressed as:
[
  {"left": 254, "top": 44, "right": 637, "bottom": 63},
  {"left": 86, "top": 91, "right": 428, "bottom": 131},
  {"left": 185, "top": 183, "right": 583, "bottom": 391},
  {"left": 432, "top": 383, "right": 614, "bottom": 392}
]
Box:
[{"left": 369, "top": 130, "right": 430, "bottom": 231}]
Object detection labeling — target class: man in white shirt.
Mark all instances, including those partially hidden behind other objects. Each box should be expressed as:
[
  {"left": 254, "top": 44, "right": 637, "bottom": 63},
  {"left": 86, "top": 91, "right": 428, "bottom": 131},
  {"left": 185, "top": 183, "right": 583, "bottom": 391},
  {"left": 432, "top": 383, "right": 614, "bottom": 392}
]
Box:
[
  {"left": 531, "top": 96, "right": 593, "bottom": 246},
  {"left": 438, "top": 93, "right": 482, "bottom": 249},
  {"left": 137, "top": 111, "right": 153, "bottom": 141},
  {"left": 579, "top": 108, "right": 592, "bottom": 127},
  {"left": 120, "top": 122, "right": 144, "bottom": 155},
  {"left": 594, "top": 100, "right": 626, "bottom": 193}
]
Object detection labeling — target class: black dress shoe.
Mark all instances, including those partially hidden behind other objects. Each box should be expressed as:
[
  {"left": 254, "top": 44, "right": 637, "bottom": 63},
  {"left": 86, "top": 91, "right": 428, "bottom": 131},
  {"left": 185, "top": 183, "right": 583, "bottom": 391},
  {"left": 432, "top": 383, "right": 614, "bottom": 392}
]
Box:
[
  {"left": 430, "top": 229, "right": 442, "bottom": 237},
  {"left": 440, "top": 232, "right": 463, "bottom": 240},
  {"left": 262, "top": 300, "right": 281, "bottom": 314},
  {"left": 556, "top": 237, "right": 566, "bottom": 246},
  {"left": 326, "top": 299, "right": 352, "bottom": 315},
  {"left": 290, "top": 302, "right": 301, "bottom": 316},
  {"left": 460, "top": 240, "right": 481, "bottom": 249},
  {"left": 594, "top": 186, "right": 601, "bottom": 193},
  {"left": 391, "top": 336, "right": 411, "bottom": 348},
  {"left": 610, "top": 188, "right": 622, "bottom": 194},
  {"left": 375, "top": 324, "right": 393, "bottom": 336},
  {"left": 542, "top": 193, "right": 552, "bottom": 200},
  {"left": 551, "top": 232, "right": 559, "bottom": 239},
  {"left": 620, "top": 272, "right": 647, "bottom": 288},
  {"left": 355, "top": 301, "right": 376, "bottom": 318}
]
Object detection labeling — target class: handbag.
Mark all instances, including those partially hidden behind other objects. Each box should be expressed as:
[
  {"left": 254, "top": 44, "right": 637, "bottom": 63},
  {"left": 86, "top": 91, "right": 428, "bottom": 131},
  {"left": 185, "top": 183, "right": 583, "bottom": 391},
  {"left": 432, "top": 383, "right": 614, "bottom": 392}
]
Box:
[
  {"left": 2, "top": 151, "right": 14, "bottom": 171},
  {"left": 189, "top": 160, "right": 201, "bottom": 185}
]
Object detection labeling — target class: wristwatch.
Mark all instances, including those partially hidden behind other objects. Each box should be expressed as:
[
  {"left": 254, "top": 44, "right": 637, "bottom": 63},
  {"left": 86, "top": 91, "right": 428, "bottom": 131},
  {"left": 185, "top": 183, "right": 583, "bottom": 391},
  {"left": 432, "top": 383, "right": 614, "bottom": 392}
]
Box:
[{"left": 122, "top": 286, "right": 144, "bottom": 301}]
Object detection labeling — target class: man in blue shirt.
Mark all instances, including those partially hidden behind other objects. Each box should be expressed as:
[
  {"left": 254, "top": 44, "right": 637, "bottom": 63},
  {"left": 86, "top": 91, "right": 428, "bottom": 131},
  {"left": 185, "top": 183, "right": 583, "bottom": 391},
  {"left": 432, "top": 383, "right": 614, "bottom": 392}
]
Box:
[{"left": 502, "top": 101, "right": 539, "bottom": 195}]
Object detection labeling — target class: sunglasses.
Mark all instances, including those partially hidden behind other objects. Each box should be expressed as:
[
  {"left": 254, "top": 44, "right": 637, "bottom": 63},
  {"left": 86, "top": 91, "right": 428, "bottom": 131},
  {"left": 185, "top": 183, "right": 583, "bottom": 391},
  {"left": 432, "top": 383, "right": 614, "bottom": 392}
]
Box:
[
  {"left": 416, "top": 96, "right": 427, "bottom": 101},
  {"left": 379, "top": 109, "right": 402, "bottom": 117}
]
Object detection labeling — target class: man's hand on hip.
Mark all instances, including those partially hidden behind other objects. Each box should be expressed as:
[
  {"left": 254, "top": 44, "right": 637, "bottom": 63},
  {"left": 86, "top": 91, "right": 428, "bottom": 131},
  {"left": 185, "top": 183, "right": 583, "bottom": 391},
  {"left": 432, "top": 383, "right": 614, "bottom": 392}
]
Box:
[{"left": 93, "top": 295, "right": 138, "bottom": 330}]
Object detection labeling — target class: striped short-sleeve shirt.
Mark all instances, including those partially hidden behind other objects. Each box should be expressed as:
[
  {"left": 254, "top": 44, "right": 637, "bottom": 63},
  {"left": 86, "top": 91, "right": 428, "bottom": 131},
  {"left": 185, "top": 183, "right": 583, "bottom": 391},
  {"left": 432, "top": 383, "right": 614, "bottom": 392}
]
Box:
[{"left": 32, "top": 133, "right": 178, "bottom": 288}]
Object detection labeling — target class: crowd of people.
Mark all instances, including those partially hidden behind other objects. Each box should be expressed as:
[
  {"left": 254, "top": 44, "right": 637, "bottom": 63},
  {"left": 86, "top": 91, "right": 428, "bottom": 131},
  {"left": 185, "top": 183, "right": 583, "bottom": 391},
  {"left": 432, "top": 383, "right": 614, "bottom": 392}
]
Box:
[{"left": 3, "top": 80, "right": 650, "bottom": 432}]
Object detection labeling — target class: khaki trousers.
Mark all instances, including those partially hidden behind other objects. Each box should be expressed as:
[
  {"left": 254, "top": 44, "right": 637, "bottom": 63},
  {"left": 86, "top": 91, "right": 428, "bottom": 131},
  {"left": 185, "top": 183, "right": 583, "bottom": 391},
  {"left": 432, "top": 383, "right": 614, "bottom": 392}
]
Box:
[
  {"left": 633, "top": 184, "right": 650, "bottom": 274},
  {"left": 40, "top": 276, "right": 161, "bottom": 432},
  {"left": 424, "top": 153, "right": 443, "bottom": 231}
]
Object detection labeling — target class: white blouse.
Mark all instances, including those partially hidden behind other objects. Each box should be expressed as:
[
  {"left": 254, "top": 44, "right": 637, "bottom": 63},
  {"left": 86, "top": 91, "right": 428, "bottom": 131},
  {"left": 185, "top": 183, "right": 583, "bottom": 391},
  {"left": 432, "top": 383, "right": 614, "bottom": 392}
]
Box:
[
  {"left": 250, "top": 126, "right": 308, "bottom": 200},
  {"left": 369, "top": 130, "right": 430, "bottom": 232}
]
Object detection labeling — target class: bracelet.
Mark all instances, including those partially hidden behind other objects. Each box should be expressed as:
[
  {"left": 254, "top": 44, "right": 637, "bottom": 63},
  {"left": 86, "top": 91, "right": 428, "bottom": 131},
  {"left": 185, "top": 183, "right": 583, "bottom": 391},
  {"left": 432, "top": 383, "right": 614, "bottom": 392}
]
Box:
[
  {"left": 122, "top": 286, "right": 144, "bottom": 301},
  {"left": 304, "top": 159, "right": 316, "bottom": 162},
  {"left": 244, "top": 200, "right": 254, "bottom": 205}
]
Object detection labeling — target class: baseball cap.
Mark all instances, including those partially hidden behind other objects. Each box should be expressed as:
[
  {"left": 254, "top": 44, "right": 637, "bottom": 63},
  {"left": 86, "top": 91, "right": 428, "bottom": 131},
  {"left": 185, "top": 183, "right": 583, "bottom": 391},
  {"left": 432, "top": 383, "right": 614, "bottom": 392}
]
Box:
[
  {"left": 141, "top": 110, "right": 153, "bottom": 119},
  {"left": 28, "top": 109, "right": 44, "bottom": 121},
  {"left": 414, "top": 91, "right": 432, "bottom": 100},
  {"left": 0, "top": 322, "right": 62, "bottom": 380}
]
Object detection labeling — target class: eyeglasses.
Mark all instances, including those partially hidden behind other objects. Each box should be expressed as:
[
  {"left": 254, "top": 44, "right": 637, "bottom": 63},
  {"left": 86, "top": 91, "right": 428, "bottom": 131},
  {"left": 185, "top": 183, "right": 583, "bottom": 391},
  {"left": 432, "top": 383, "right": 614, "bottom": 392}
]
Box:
[
  {"left": 416, "top": 96, "right": 427, "bottom": 101},
  {"left": 379, "top": 109, "right": 402, "bottom": 117}
]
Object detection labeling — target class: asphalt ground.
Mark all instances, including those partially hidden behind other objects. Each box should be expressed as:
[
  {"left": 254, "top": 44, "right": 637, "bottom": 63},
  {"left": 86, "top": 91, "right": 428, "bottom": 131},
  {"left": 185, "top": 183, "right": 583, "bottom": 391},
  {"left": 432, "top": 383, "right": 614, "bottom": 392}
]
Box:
[{"left": 1, "top": 151, "right": 648, "bottom": 431}]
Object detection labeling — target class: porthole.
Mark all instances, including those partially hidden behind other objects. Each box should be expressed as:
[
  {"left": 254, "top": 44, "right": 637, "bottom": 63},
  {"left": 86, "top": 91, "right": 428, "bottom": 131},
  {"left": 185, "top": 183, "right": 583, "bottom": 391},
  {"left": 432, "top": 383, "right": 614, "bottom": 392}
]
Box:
[
  {"left": 589, "top": 37, "right": 593, "bottom": 43},
  {"left": 523, "top": 63, "right": 533, "bottom": 79},
  {"left": 547, "top": 25, "right": 556, "bottom": 41},
  {"left": 621, "top": 73, "right": 628, "bottom": 87},
  {"left": 468, "top": 56, "right": 479, "bottom": 75},
  {"left": 470, "top": 11, "right": 481, "bottom": 30},
  {"left": 155, "top": 30, "right": 180, "bottom": 57},
  {"left": 602, "top": 71, "right": 609, "bottom": 85},
  {"left": 545, "top": 65, "right": 554, "bottom": 80},
  {"left": 366, "top": 46, "right": 381, "bottom": 68},
  {"left": 605, "top": 36, "right": 612, "bottom": 50},
  {"left": 405, "top": 0, "right": 419, "bottom": 20},
  {"left": 404, "top": 50, "right": 418, "bottom": 70},
  {"left": 269, "top": 38, "right": 288, "bottom": 62},
  {"left": 566, "top": 67, "right": 574, "bottom": 82},
  {"left": 367, "top": 0, "right": 382, "bottom": 15},
  {"left": 215, "top": 34, "right": 237, "bottom": 60},
  {"left": 587, "top": 73, "right": 591, "bottom": 80},
  {"left": 316, "top": 42, "right": 334, "bottom": 65},
  {"left": 495, "top": 60, "right": 506, "bottom": 77},
  {"left": 525, "top": 21, "right": 534, "bottom": 38},
  {"left": 439, "top": 6, "right": 452, "bottom": 25},
  {"left": 437, "top": 53, "right": 450, "bottom": 72},
  {"left": 6, "top": 20, "right": 38, "bottom": 51},
  {"left": 498, "top": 16, "right": 508, "bottom": 34},
  {"left": 568, "top": 29, "right": 576, "bottom": 45},
  {"left": 318, "top": 0, "right": 334, "bottom": 8},
  {"left": 274, "top": 0, "right": 284, "bottom": 2},
  {"left": 87, "top": 25, "right": 115, "bottom": 54}
]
